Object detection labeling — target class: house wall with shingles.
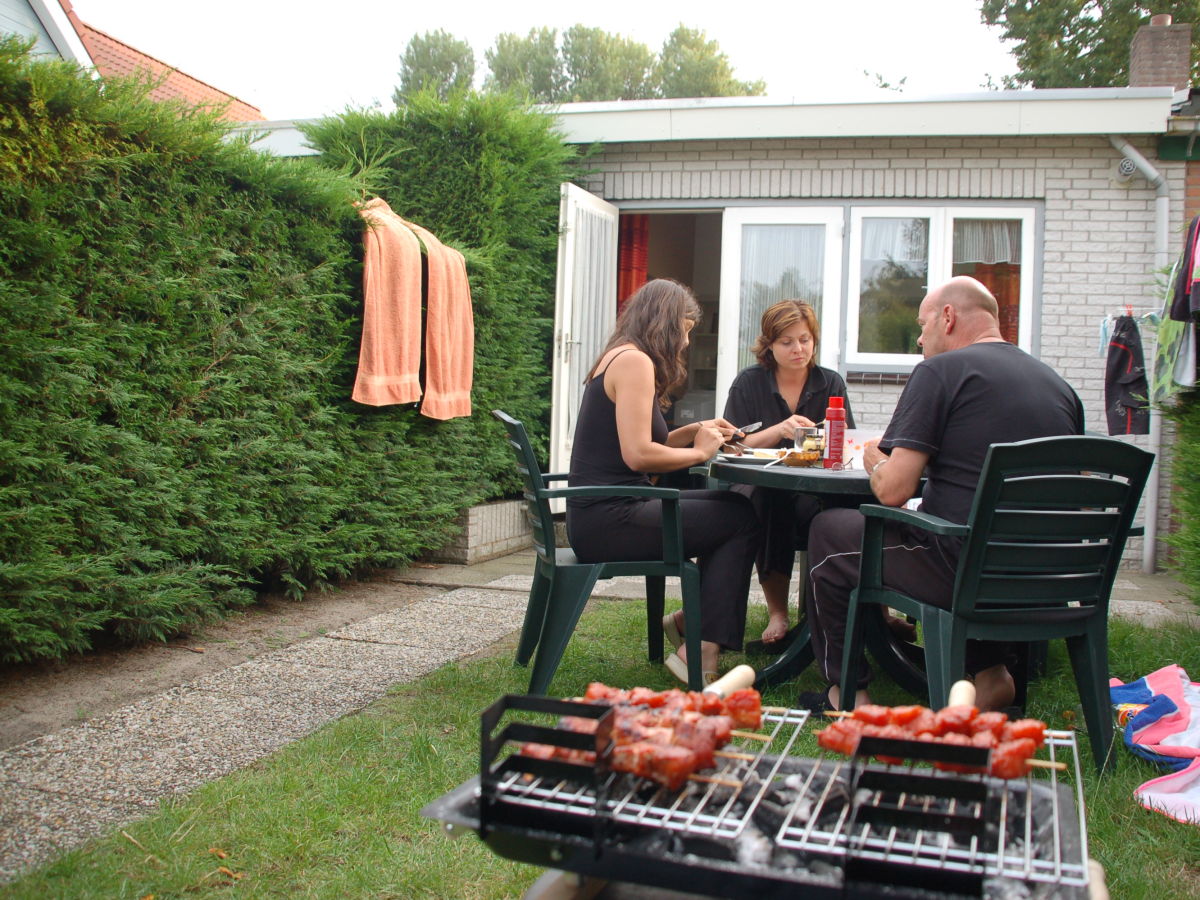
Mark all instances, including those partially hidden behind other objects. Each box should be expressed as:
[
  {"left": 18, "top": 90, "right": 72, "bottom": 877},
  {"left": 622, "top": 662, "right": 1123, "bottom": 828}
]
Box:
[{"left": 579, "top": 133, "right": 1184, "bottom": 563}]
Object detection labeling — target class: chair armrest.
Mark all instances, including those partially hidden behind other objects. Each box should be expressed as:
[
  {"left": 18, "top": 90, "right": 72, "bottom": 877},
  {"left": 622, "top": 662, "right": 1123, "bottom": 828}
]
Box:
[
  {"left": 543, "top": 485, "right": 688, "bottom": 564},
  {"left": 857, "top": 505, "right": 969, "bottom": 592},
  {"left": 542, "top": 485, "right": 681, "bottom": 501},
  {"left": 860, "top": 504, "right": 969, "bottom": 537},
  {"left": 543, "top": 472, "right": 569, "bottom": 483}
]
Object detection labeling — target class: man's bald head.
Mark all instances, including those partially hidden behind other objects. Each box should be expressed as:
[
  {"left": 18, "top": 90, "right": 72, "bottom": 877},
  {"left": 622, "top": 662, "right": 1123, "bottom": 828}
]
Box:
[
  {"left": 935, "top": 275, "right": 1000, "bottom": 320},
  {"left": 917, "top": 276, "right": 1004, "bottom": 358}
]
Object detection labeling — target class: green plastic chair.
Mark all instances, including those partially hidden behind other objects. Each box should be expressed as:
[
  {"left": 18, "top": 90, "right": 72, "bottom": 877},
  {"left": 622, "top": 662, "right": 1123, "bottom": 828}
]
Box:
[
  {"left": 839, "top": 435, "right": 1154, "bottom": 771},
  {"left": 493, "top": 410, "right": 704, "bottom": 693}
]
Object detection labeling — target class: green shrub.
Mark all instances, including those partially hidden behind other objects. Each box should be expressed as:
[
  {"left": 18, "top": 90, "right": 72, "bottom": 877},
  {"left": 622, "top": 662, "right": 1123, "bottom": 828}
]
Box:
[
  {"left": 0, "top": 41, "right": 578, "bottom": 661},
  {"left": 1162, "top": 388, "right": 1200, "bottom": 604}
]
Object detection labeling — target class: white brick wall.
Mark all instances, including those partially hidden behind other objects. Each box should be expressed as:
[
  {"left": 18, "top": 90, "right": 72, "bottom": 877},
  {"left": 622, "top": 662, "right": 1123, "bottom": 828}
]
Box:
[{"left": 583, "top": 134, "right": 1182, "bottom": 567}]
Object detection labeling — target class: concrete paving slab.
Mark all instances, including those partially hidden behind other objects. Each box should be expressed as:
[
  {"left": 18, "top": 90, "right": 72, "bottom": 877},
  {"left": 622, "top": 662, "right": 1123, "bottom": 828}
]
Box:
[
  {"left": 325, "top": 592, "right": 517, "bottom": 651},
  {"left": 274, "top": 636, "right": 448, "bottom": 681},
  {"left": 0, "top": 782, "right": 144, "bottom": 882}
]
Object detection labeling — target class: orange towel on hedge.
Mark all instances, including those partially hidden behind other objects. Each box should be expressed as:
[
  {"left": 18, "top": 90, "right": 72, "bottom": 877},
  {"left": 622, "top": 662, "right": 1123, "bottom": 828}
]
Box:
[
  {"left": 352, "top": 198, "right": 423, "bottom": 406},
  {"left": 402, "top": 219, "right": 474, "bottom": 420}
]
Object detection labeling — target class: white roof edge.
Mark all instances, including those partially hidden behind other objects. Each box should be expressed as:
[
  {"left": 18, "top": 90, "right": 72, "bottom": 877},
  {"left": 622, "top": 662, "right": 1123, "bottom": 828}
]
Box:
[
  {"left": 545, "top": 87, "right": 1176, "bottom": 143},
  {"left": 227, "top": 120, "right": 319, "bottom": 156},
  {"left": 30, "top": 0, "right": 93, "bottom": 68}
]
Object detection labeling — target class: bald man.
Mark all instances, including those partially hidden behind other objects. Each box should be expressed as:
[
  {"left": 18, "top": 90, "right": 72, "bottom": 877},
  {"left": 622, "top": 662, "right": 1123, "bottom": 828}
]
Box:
[{"left": 802, "top": 276, "right": 1084, "bottom": 712}]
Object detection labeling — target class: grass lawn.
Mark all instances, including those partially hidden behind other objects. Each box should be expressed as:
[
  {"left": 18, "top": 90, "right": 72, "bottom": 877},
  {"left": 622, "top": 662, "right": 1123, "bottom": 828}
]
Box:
[{"left": 4, "top": 600, "right": 1199, "bottom": 899}]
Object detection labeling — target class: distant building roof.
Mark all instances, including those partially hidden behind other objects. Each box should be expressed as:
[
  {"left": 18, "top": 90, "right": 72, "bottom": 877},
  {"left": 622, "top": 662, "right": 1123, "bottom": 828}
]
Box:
[{"left": 57, "top": 1, "right": 264, "bottom": 122}]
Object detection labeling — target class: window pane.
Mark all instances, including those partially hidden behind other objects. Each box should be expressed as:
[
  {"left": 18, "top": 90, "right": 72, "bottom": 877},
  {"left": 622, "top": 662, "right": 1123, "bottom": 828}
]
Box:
[
  {"left": 953, "top": 218, "right": 1022, "bottom": 344},
  {"left": 738, "top": 224, "right": 825, "bottom": 370},
  {"left": 858, "top": 217, "right": 928, "bottom": 354}
]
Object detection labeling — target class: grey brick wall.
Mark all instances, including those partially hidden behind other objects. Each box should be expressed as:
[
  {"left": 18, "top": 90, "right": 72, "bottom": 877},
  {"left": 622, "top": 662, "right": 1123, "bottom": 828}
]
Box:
[{"left": 581, "top": 135, "right": 1183, "bottom": 566}]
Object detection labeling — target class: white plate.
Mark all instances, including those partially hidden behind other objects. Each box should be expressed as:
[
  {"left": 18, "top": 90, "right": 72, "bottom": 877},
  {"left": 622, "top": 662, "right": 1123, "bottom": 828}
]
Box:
[{"left": 716, "top": 451, "right": 783, "bottom": 465}]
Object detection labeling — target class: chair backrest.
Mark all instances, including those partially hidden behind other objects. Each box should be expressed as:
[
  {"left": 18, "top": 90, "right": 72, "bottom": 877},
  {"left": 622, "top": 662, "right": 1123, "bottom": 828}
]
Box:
[
  {"left": 953, "top": 435, "right": 1154, "bottom": 618},
  {"left": 492, "top": 410, "right": 558, "bottom": 561}
]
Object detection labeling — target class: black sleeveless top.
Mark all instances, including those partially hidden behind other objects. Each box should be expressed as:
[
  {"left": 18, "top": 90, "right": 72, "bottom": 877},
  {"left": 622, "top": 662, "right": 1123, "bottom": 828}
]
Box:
[{"left": 567, "top": 350, "right": 669, "bottom": 509}]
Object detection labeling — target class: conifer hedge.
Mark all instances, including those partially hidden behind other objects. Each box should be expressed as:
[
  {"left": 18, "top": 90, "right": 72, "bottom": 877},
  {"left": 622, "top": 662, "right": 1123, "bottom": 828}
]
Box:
[
  {"left": 1164, "top": 392, "right": 1200, "bottom": 603},
  {"left": 0, "top": 40, "right": 579, "bottom": 661}
]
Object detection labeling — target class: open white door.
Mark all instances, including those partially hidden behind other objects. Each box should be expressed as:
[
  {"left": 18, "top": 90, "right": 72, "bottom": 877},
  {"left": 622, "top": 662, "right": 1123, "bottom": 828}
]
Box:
[{"left": 549, "top": 184, "right": 618, "bottom": 511}]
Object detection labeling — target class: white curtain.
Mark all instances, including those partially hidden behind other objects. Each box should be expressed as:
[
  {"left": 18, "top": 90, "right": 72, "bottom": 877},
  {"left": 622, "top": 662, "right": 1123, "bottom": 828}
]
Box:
[
  {"left": 861, "top": 217, "right": 929, "bottom": 262},
  {"left": 738, "top": 224, "right": 825, "bottom": 370},
  {"left": 952, "top": 219, "right": 1022, "bottom": 264}
]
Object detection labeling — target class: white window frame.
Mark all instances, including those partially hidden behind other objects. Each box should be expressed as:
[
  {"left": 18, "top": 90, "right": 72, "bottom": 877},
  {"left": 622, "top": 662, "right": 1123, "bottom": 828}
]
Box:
[
  {"left": 846, "top": 206, "right": 1036, "bottom": 369},
  {"left": 717, "top": 207, "right": 843, "bottom": 407}
]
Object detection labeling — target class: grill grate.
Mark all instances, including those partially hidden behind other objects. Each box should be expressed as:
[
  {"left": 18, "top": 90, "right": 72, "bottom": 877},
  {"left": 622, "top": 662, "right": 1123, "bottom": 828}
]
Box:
[{"left": 474, "top": 695, "right": 1089, "bottom": 893}]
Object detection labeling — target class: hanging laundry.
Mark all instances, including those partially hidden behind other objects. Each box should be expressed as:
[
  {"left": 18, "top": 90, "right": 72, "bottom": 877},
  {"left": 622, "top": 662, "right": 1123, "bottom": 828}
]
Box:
[
  {"left": 1170, "top": 213, "right": 1200, "bottom": 322},
  {"left": 402, "top": 219, "right": 475, "bottom": 421},
  {"left": 1104, "top": 315, "right": 1150, "bottom": 435},
  {"left": 352, "top": 198, "right": 423, "bottom": 406}
]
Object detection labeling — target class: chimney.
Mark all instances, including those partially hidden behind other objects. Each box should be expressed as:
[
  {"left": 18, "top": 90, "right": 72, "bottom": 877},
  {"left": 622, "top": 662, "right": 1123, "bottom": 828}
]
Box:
[{"left": 1130, "top": 14, "right": 1192, "bottom": 90}]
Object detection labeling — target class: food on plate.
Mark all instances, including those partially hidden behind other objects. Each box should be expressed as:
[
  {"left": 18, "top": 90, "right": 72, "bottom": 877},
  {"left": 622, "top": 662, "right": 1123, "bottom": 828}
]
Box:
[
  {"left": 815, "top": 702, "right": 1050, "bottom": 778},
  {"left": 782, "top": 449, "right": 822, "bottom": 467}
]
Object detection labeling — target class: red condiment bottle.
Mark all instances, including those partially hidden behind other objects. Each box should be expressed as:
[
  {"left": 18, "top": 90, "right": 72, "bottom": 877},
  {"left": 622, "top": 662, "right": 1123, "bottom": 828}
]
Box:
[{"left": 824, "top": 396, "right": 846, "bottom": 470}]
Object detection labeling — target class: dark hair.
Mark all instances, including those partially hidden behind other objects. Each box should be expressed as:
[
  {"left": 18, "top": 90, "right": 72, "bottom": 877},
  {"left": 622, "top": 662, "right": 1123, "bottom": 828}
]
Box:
[
  {"left": 751, "top": 299, "right": 820, "bottom": 371},
  {"left": 587, "top": 278, "right": 702, "bottom": 408}
]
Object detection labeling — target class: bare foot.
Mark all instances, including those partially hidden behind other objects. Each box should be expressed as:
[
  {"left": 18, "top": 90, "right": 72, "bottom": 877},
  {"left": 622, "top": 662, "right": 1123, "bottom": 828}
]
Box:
[
  {"left": 972, "top": 664, "right": 1016, "bottom": 711},
  {"left": 761, "top": 612, "right": 790, "bottom": 645},
  {"left": 885, "top": 613, "right": 917, "bottom": 643}
]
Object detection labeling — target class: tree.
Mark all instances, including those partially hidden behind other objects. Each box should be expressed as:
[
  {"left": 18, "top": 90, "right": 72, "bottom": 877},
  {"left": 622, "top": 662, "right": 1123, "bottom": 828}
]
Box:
[
  {"left": 657, "top": 25, "right": 765, "bottom": 99},
  {"left": 484, "top": 28, "right": 564, "bottom": 102},
  {"left": 395, "top": 30, "right": 475, "bottom": 103},
  {"left": 561, "top": 26, "right": 657, "bottom": 101},
  {"left": 979, "top": 1, "right": 1200, "bottom": 88}
]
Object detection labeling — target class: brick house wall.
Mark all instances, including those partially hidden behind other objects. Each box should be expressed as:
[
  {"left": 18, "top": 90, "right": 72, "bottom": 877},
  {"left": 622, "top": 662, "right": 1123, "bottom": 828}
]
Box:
[{"left": 577, "top": 133, "right": 1183, "bottom": 565}]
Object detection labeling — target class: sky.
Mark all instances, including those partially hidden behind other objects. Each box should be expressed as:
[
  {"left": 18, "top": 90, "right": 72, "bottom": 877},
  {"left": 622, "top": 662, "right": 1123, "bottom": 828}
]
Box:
[{"left": 69, "top": 0, "right": 1021, "bottom": 121}]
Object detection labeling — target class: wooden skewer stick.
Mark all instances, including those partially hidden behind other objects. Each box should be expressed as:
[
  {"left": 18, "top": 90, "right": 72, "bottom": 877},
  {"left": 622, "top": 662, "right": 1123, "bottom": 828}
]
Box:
[
  {"left": 732, "top": 730, "right": 771, "bottom": 742},
  {"left": 762, "top": 705, "right": 789, "bottom": 713},
  {"left": 714, "top": 749, "right": 756, "bottom": 761},
  {"left": 689, "top": 774, "right": 743, "bottom": 788},
  {"left": 1026, "top": 758, "right": 1067, "bottom": 772}
]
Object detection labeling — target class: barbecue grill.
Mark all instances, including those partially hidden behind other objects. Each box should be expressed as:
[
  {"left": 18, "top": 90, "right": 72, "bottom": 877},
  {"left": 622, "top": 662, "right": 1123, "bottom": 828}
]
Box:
[{"left": 421, "top": 692, "right": 1093, "bottom": 899}]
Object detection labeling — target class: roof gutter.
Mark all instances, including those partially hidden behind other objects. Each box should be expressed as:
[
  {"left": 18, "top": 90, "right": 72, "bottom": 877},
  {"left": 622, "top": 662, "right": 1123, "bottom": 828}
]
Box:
[{"left": 1108, "top": 134, "right": 1167, "bottom": 574}]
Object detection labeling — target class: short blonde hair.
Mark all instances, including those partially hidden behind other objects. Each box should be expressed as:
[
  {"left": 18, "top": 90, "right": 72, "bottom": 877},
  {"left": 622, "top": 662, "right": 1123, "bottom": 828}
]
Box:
[{"left": 751, "top": 300, "right": 820, "bottom": 370}]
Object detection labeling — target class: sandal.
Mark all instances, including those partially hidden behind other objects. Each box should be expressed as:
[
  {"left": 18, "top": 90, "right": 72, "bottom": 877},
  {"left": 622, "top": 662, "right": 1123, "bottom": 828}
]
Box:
[
  {"left": 663, "top": 613, "right": 684, "bottom": 651},
  {"left": 665, "top": 652, "right": 717, "bottom": 687},
  {"left": 796, "top": 685, "right": 837, "bottom": 714}
]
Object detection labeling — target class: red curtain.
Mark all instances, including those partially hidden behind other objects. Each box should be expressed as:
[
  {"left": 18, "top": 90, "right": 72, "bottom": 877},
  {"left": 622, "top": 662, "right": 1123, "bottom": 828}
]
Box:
[
  {"left": 617, "top": 214, "right": 649, "bottom": 313},
  {"left": 972, "top": 262, "right": 1021, "bottom": 343}
]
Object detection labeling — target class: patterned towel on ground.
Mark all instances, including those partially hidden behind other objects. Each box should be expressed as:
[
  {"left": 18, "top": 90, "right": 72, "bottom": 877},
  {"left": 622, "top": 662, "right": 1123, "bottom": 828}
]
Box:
[{"left": 1110, "top": 664, "right": 1200, "bottom": 825}]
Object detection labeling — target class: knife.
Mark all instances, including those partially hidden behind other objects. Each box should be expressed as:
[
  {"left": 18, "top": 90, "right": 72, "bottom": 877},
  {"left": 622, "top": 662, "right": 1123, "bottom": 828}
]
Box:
[{"left": 727, "top": 421, "right": 762, "bottom": 453}]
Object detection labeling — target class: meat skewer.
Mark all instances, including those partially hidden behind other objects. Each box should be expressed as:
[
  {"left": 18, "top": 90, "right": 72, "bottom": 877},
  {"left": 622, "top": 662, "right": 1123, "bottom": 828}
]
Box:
[
  {"left": 815, "top": 681, "right": 1062, "bottom": 777},
  {"left": 522, "top": 666, "right": 760, "bottom": 790}
]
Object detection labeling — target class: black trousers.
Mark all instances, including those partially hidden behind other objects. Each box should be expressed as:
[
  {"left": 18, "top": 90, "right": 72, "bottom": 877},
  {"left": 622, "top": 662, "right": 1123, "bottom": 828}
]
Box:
[
  {"left": 567, "top": 490, "right": 759, "bottom": 650},
  {"left": 732, "top": 484, "right": 821, "bottom": 583},
  {"left": 805, "top": 507, "right": 1007, "bottom": 689}
]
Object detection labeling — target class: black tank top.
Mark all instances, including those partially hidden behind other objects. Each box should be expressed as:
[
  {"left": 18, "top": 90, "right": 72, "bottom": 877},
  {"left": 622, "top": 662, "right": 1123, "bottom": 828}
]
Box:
[{"left": 567, "top": 349, "right": 669, "bottom": 508}]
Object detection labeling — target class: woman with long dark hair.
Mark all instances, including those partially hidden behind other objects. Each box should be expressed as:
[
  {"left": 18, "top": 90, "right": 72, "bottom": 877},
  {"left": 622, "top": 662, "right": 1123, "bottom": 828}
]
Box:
[{"left": 567, "top": 279, "right": 759, "bottom": 684}]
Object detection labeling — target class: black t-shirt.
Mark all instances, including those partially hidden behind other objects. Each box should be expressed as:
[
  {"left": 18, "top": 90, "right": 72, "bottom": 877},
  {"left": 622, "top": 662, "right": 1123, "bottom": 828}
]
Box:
[
  {"left": 723, "top": 364, "right": 855, "bottom": 447},
  {"left": 880, "top": 341, "right": 1085, "bottom": 525},
  {"left": 567, "top": 364, "right": 669, "bottom": 508}
]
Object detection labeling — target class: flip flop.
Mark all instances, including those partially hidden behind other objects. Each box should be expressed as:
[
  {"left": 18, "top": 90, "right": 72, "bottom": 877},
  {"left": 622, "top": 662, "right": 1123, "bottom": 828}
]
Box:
[
  {"left": 665, "top": 652, "right": 717, "bottom": 687},
  {"left": 662, "top": 613, "right": 684, "bottom": 651}
]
